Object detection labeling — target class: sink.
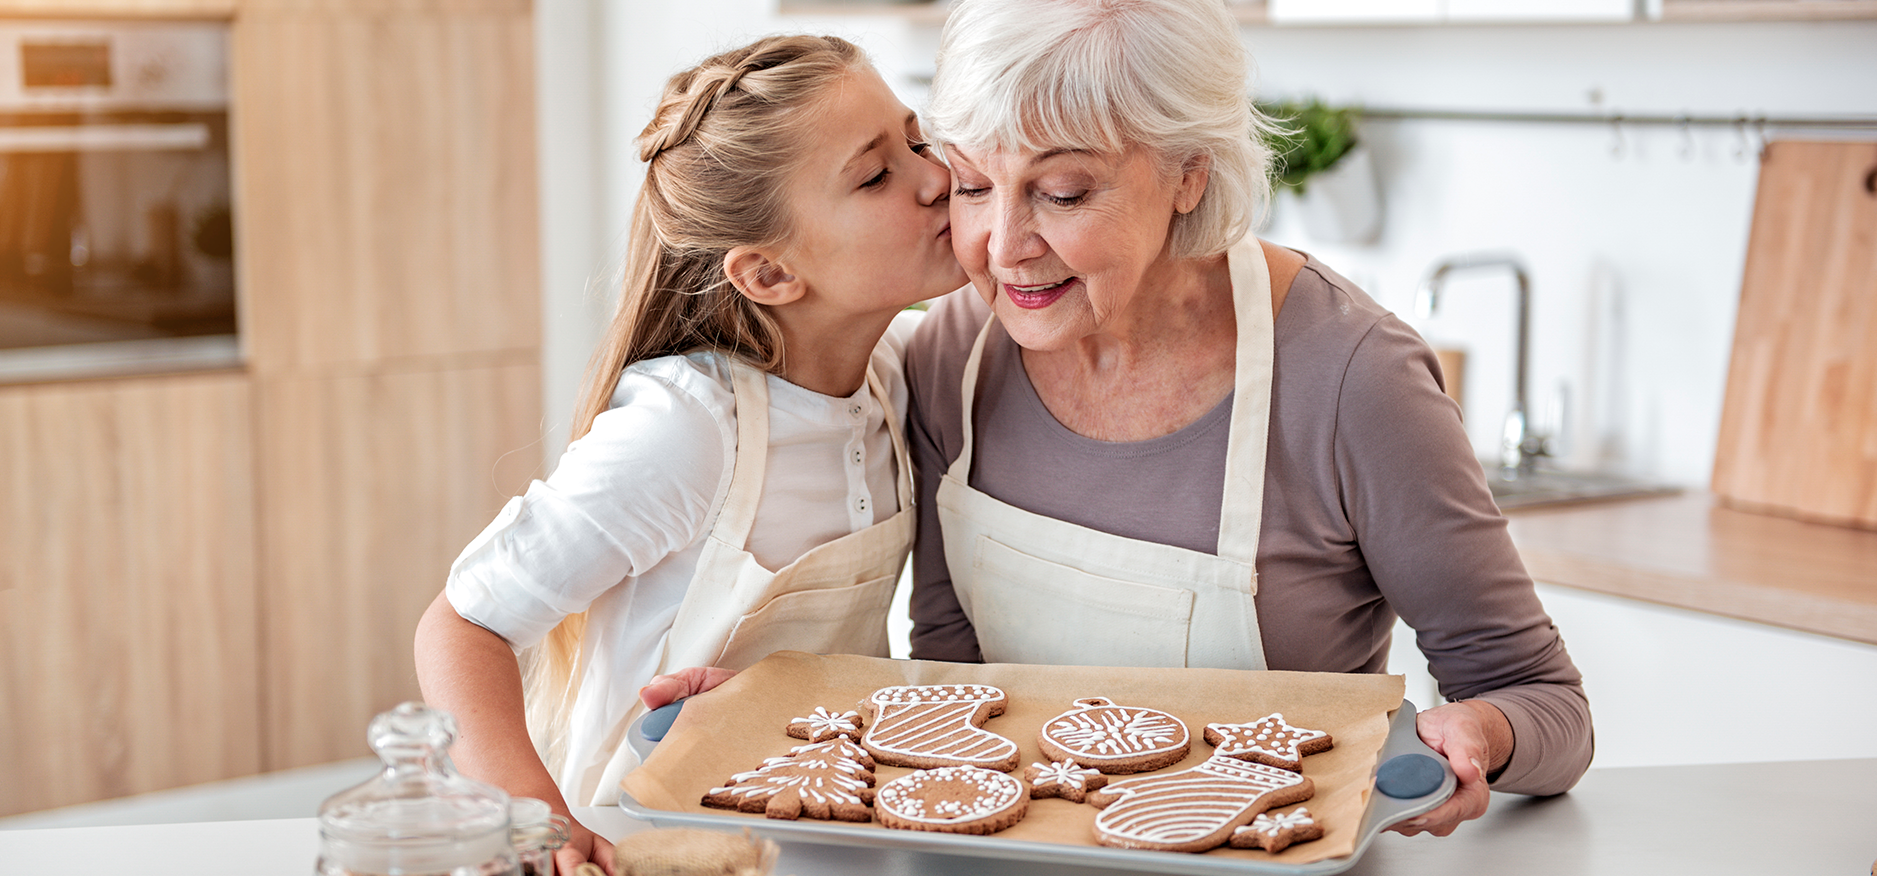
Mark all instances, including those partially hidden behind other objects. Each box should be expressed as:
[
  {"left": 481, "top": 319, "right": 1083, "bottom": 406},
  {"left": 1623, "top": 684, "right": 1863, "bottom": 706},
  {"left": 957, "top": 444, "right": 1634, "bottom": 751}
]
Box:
[{"left": 1486, "top": 467, "right": 1681, "bottom": 510}]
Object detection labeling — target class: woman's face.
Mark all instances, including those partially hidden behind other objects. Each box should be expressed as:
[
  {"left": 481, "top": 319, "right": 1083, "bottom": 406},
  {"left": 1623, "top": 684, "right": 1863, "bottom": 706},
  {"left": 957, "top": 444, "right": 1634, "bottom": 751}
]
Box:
[
  {"left": 945, "top": 143, "right": 1205, "bottom": 350},
  {"left": 779, "top": 67, "right": 966, "bottom": 314}
]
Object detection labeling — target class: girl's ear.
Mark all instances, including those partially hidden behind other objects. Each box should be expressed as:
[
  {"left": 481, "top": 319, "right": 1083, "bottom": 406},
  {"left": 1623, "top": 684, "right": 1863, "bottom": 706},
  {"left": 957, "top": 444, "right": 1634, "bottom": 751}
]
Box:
[{"left": 725, "top": 246, "right": 806, "bottom": 306}]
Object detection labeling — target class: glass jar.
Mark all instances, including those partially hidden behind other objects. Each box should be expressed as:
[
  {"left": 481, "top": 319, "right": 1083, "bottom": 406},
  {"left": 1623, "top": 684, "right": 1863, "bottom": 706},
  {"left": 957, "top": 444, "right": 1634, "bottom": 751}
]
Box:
[
  {"left": 508, "top": 798, "right": 570, "bottom": 876},
  {"left": 315, "top": 702, "right": 518, "bottom": 876}
]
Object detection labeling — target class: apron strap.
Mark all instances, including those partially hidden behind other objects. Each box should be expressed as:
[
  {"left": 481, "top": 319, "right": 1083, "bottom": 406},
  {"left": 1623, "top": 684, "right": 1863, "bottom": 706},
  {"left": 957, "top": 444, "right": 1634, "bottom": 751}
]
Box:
[
  {"left": 714, "top": 358, "right": 773, "bottom": 548},
  {"left": 1217, "top": 237, "right": 1276, "bottom": 567},
  {"left": 944, "top": 238, "right": 1275, "bottom": 568},
  {"left": 945, "top": 316, "right": 999, "bottom": 485},
  {"left": 720, "top": 358, "right": 913, "bottom": 548},
  {"left": 867, "top": 363, "right": 916, "bottom": 511}
]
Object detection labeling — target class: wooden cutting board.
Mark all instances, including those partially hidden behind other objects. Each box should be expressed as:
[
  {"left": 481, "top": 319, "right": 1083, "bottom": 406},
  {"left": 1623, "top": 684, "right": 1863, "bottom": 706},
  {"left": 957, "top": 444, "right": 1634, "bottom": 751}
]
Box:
[{"left": 1711, "top": 139, "right": 1877, "bottom": 530}]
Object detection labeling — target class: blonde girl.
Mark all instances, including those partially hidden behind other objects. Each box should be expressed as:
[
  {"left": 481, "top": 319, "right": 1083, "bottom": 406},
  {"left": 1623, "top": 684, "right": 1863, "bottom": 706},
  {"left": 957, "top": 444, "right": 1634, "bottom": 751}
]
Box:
[{"left": 414, "top": 34, "right": 962, "bottom": 874}]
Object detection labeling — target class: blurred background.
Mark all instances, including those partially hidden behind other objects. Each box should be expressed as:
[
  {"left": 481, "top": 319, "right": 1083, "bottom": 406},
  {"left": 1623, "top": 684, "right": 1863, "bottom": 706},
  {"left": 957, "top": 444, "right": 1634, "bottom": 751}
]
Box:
[{"left": 2, "top": 0, "right": 1874, "bottom": 827}]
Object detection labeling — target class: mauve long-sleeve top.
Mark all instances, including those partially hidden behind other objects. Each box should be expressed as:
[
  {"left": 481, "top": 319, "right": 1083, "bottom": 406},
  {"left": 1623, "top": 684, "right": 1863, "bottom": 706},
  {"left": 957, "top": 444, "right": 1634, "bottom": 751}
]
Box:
[{"left": 905, "top": 254, "right": 1593, "bottom": 796}]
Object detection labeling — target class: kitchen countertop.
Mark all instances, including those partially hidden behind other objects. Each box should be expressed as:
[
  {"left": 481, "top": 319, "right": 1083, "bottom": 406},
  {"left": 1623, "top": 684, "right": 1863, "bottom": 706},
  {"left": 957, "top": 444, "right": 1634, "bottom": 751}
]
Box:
[
  {"left": 1504, "top": 491, "right": 1877, "bottom": 646},
  {"left": 6, "top": 758, "right": 1873, "bottom": 875}
]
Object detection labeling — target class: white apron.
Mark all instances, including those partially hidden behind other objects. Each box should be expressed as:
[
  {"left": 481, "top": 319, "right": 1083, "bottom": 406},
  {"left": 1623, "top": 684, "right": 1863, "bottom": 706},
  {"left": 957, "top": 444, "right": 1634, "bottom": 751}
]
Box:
[
  {"left": 580, "top": 358, "right": 915, "bottom": 804},
  {"left": 934, "top": 236, "right": 1276, "bottom": 670}
]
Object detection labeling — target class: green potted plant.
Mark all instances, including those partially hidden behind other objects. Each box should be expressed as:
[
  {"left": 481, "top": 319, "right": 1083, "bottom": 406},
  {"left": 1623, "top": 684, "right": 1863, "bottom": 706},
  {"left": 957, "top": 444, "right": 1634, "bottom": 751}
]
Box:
[{"left": 1259, "top": 99, "right": 1382, "bottom": 244}]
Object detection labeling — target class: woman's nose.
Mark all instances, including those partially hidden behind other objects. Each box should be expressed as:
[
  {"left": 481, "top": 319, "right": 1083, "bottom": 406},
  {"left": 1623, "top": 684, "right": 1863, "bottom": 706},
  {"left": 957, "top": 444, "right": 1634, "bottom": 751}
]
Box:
[{"left": 987, "top": 196, "right": 1044, "bottom": 268}]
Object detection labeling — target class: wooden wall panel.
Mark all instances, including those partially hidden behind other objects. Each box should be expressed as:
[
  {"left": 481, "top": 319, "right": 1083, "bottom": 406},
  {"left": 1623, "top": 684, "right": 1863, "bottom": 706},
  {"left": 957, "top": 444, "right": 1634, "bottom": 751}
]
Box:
[
  {"left": 0, "top": 373, "right": 259, "bottom": 817},
  {"left": 255, "top": 358, "right": 541, "bottom": 769},
  {"left": 233, "top": 5, "right": 541, "bottom": 372}
]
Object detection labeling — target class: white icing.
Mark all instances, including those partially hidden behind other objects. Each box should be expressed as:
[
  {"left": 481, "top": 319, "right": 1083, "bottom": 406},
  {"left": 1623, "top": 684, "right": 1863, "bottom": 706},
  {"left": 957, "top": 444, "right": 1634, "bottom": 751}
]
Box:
[
  {"left": 792, "top": 706, "right": 862, "bottom": 740},
  {"left": 862, "top": 685, "right": 1018, "bottom": 767},
  {"left": 1242, "top": 807, "right": 1316, "bottom": 837},
  {"left": 1092, "top": 754, "right": 1305, "bottom": 847},
  {"left": 877, "top": 766, "right": 1025, "bottom": 825},
  {"left": 1042, "top": 699, "right": 1188, "bottom": 761},
  {"left": 1206, "top": 714, "right": 1329, "bottom": 766},
  {"left": 1030, "top": 759, "right": 1099, "bottom": 790}
]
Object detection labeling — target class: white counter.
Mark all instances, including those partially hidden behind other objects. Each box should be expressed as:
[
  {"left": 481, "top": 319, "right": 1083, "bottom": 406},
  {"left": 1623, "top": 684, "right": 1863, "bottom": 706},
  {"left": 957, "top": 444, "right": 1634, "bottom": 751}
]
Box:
[{"left": 6, "top": 758, "right": 1872, "bottom": 875}]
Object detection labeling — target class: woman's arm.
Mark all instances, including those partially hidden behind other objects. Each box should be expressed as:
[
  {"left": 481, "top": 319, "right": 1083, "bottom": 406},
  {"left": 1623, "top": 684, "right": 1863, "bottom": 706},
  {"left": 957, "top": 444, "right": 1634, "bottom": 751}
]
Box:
[{"left": 414, "top": 592, "right": 616, "bottom": 876}]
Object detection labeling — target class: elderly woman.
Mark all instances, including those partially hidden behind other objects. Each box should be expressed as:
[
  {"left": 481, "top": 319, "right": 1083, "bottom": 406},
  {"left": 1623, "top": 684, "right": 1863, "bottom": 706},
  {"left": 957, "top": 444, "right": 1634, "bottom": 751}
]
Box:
[{"left": 905, "top": 0, "right": 1593, "bottom": 835}]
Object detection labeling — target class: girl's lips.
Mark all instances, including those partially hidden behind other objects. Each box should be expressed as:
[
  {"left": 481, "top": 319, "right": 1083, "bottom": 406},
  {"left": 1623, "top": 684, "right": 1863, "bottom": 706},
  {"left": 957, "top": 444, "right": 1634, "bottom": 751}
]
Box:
[{"left": 1004, "top": 278, "right": 1075, "bottom": 310}]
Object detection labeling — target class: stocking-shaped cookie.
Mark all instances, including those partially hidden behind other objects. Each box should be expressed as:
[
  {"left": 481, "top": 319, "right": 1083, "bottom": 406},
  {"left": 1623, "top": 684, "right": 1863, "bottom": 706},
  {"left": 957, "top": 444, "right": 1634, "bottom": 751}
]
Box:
[
  {"left": 701, "top": 739, "right": 876, "bottom": 821},
  {"left": 859, "top": 684, "right": 1020, "bottom": 771},
  {"left": 1086, "top": 722, "right": 1317, "bottom": 853}
]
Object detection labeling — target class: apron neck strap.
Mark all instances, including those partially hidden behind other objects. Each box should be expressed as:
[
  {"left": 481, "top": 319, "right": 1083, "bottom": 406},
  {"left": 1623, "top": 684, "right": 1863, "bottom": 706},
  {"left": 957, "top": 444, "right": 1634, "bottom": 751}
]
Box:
[
  {"left": 1217, "top": 237, "right": 1276, "bottom": 566},
  {"left": 721, "top": 358, "right": 912, "bottom": 548},
  {"left": 945, "top": 238, "right": 1277, "bottom": 567},
  {"left": 946, "top": 316, "right": 999, "bottom": 485}
]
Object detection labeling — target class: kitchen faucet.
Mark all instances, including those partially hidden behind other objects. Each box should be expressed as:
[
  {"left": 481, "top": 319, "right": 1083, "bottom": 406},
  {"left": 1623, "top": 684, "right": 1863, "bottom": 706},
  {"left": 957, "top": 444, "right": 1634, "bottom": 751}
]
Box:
[{"left": 1414, "top": 253, "right": 1549, "bottom": 479}]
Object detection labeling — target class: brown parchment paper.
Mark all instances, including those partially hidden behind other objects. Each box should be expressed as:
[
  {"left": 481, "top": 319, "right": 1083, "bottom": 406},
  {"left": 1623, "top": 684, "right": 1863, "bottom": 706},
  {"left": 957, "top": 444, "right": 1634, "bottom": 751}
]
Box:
[{"left": 620, "top": 652, "right": 1405, "bottom": 866}]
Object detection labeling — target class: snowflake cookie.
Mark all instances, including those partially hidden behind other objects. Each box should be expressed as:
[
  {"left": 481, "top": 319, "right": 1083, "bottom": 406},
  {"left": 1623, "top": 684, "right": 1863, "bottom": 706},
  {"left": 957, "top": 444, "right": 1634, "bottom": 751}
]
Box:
[
  {"left": 786, "top": 706, "right": 865, "bottom": 743},
  {"left": 1228, "top": 807, "right": 1325, "bottom": 853},
  {"left": 1024, "top": 759, "right": 1108, "bottom": 803}
]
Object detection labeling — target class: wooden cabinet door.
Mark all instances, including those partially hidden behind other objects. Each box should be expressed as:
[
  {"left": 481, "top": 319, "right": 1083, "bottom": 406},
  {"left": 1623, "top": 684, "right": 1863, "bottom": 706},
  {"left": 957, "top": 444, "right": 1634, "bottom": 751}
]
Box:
[{"left": 0, "top": 373, "right": 260, "bottom": 817}]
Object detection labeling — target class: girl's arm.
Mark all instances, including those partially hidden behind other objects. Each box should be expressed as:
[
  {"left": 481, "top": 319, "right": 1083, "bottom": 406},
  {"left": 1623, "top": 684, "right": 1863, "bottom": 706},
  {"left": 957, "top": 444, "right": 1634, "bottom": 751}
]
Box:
[{"left": 413, "top": 592, "right": 617, "bottom": 876}]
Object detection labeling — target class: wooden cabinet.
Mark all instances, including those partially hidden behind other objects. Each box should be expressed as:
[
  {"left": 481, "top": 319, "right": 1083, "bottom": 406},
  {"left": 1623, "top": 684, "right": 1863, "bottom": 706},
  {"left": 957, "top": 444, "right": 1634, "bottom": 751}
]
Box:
[
  {"left": 0, "top": 0, "right": 541, "bottom": 815},
  {"left": 0, "top": 373, "right": 260, "bottom": 814}
]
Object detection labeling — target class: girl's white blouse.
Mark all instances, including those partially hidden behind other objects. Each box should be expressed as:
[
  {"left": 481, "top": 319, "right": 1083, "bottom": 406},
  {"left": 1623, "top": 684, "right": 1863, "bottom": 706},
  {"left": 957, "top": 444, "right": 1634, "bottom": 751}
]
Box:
[{"left": 444, "top": 313, "right": 917, "bottom": 793}]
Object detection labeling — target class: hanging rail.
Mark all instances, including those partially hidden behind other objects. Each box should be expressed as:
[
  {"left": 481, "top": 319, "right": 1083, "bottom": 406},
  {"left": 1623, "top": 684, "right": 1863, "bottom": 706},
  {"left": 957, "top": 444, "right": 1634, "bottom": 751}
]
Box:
[{"left": 1353, "top": 107, "right": 1877, "bottom": 131}]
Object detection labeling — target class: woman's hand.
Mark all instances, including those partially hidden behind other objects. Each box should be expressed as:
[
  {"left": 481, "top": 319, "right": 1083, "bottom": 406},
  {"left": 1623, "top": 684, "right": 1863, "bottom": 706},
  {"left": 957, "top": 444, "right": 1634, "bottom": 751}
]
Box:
[
  {"left": 638, "top": 666, "right": 738, "bottom": 709},
  {"left": 556, "top": 816, "right": 616, "bottom": 876},
  {"left": 1390, "top": 699, "right": 1514, "bottom": 837}
]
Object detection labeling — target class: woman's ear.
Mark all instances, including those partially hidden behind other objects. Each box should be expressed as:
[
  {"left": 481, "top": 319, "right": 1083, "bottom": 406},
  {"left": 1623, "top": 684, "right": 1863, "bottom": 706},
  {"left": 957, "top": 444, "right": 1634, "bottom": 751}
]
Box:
[
  {"left": 1174, "top": 154, "right": 1212, "bottom": 215},
  {"left": 724, "top": 247, "right": 806, "bottom": 306}
]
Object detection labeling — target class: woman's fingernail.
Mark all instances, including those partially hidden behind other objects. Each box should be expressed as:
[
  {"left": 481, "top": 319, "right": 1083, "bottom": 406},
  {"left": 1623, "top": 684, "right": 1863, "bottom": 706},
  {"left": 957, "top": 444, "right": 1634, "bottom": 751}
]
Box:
[
  {"left": 1401, "top": 818, "right": 1426, "bottom": 830},
  {"left": 1471, "top": 758, "right": 1485, "bottom": 777}
]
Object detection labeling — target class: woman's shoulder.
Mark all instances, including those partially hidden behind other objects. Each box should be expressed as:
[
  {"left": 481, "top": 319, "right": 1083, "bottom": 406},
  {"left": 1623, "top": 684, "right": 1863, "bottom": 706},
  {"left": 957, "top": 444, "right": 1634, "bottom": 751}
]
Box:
[{"left": 1280, "top": 256, "right": 1431, "bottom": 363}]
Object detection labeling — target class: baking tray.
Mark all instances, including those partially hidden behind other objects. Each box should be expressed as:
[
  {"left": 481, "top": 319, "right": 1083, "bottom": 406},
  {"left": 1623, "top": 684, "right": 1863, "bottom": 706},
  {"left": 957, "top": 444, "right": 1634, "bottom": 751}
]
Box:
[{"left": 617, "top": 697, "right": 1453, "bottom": 874}]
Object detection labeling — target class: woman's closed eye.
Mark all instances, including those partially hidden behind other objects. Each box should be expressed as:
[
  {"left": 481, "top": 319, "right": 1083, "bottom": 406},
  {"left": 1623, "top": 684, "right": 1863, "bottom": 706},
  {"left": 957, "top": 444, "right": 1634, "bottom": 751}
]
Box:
[{"left": 1042, "top": 190, "right": 1086, "bottom": 207}]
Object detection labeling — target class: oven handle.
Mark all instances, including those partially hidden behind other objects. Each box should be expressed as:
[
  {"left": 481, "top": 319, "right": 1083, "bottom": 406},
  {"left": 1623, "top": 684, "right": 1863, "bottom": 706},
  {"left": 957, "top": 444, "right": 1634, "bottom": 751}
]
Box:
[{"left": 0, "top": 122, "right": 209, "bottom": 152}]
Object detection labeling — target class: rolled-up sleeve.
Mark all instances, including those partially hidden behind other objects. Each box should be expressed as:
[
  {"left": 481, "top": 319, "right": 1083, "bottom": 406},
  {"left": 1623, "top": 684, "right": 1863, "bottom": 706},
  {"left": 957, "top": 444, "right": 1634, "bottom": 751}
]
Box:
[{"left": 444, "top": 366, "right": 732, "bottom": 650}]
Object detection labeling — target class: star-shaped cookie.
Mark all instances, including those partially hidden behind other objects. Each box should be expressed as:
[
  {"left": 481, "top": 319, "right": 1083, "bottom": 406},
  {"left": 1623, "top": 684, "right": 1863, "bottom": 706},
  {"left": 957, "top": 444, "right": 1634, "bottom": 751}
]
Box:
[
  {"left": 1203, "top": 713, "right": 1332, "bottom": 772},
  {"left": 1024, "top": 759, "right": 1109, "bottom": 802}
]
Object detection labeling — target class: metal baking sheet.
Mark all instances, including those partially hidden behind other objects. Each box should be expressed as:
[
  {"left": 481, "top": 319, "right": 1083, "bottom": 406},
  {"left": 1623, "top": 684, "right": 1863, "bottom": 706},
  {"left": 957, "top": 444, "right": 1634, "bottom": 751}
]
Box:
[{"left": 617, "top": 698, "right": 1454, "bottom": 875}]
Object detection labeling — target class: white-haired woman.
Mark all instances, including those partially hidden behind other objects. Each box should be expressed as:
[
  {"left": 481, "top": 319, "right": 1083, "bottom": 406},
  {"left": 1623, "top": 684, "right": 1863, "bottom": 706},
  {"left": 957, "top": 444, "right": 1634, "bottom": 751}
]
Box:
[{"left": 906, "top": 0, "right": 1592, "bottom": 835}]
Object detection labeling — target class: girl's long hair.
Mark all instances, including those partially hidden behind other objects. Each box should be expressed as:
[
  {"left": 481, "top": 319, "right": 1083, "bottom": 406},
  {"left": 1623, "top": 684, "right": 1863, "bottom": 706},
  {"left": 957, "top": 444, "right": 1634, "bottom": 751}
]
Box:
[{"left": 524, "top": 34, "right": 866, "bottom": 775}]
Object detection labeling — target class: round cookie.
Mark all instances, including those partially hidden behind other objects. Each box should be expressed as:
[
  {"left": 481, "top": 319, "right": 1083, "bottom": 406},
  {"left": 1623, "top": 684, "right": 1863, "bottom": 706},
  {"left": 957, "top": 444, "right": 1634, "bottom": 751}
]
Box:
[
  {"left": 875, "top": 766, "right": 1028, "bottom": 835},
  {"left": 1038, "top": 697, "right": 1191, "bottom": 774}
]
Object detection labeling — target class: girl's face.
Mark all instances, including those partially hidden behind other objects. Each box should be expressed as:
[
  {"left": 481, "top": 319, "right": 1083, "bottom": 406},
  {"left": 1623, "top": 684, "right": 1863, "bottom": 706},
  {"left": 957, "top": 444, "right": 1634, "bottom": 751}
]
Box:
[{"left": 778, "top": 67, "right": 965, "bottom": 315}]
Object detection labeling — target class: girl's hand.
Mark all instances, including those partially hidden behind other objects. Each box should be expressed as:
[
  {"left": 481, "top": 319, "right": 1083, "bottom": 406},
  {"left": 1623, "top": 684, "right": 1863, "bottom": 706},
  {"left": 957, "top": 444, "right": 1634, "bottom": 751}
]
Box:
[
  {"left": 639, "top": 666, "right": 738, "bottom": 709},
  {"left": 1389, "top": 699, "right": 1513, "bottom": 837},
  {"left": 556, "top": 816, "right": 616, "bottom": 876}
]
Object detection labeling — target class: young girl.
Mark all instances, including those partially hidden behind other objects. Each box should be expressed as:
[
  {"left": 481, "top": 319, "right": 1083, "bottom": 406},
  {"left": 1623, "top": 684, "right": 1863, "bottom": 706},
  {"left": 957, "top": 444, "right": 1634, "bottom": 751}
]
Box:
[{"left": 413, "top": 35, "right": 963, "bottom": 874}]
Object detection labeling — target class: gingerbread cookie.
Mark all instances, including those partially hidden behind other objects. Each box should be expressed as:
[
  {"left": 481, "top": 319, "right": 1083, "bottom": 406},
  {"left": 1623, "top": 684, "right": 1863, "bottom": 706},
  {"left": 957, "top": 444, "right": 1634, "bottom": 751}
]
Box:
[
  {"left": 1086, "top": 722, "right": 1317, "bottom": 853},
  {"left": 787, "top": 706, "right": 864, "bottom": 743},
  {"left": 701, "top": 738, "right": 875, "bottom": 821},
  {"left": 1228, "top": 807, "right": 1325, "bottom": 853},
  {"left": 1025, "top": 759, "right": 1108, "bottom": 803},
  {"left": 1204, "top": 713, "right": 1332, "bottom": 772},
  {"left": 858, "top": 684, "right": 1020, "bottom": 771},
  {"left": 875, "top": 766, "right": 1028, "bottom": 835},
  {"left": 1038, "top": 697, "right": 1190, "bottom": 774}
]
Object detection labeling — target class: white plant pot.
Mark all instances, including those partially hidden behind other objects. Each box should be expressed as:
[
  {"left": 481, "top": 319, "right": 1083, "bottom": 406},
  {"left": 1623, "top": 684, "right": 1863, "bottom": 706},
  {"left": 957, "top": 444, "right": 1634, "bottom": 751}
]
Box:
[{"left": 1296, "top": 143, "right": 1383, "bottom": 245}]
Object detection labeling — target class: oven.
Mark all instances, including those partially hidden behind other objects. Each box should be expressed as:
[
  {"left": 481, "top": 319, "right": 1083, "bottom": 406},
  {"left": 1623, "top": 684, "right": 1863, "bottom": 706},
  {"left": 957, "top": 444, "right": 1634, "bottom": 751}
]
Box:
[{"left": 0, "top": 20, "right": 236, "bottom": 382}]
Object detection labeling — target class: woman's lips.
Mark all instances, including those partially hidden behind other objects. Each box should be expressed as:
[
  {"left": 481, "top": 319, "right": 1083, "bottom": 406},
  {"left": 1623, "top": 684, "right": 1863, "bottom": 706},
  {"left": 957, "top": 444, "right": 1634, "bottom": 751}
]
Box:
[{"left": 1004, "top": 278, "right": 1075, "bottom": 310}]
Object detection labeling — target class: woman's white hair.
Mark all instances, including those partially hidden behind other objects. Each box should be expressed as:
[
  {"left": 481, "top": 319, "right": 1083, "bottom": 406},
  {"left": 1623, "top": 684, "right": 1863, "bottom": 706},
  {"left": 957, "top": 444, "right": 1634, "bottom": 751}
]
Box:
[{"left": 926, "top": 0, "right": 1278, "bottom": 259}]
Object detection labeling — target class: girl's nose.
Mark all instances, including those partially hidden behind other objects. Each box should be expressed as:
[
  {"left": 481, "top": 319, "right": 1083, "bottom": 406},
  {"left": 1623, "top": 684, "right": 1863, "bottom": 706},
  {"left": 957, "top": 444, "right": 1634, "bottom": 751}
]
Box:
[{"left": 916, "top": 151, "right": 951, "bottom": 207}]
